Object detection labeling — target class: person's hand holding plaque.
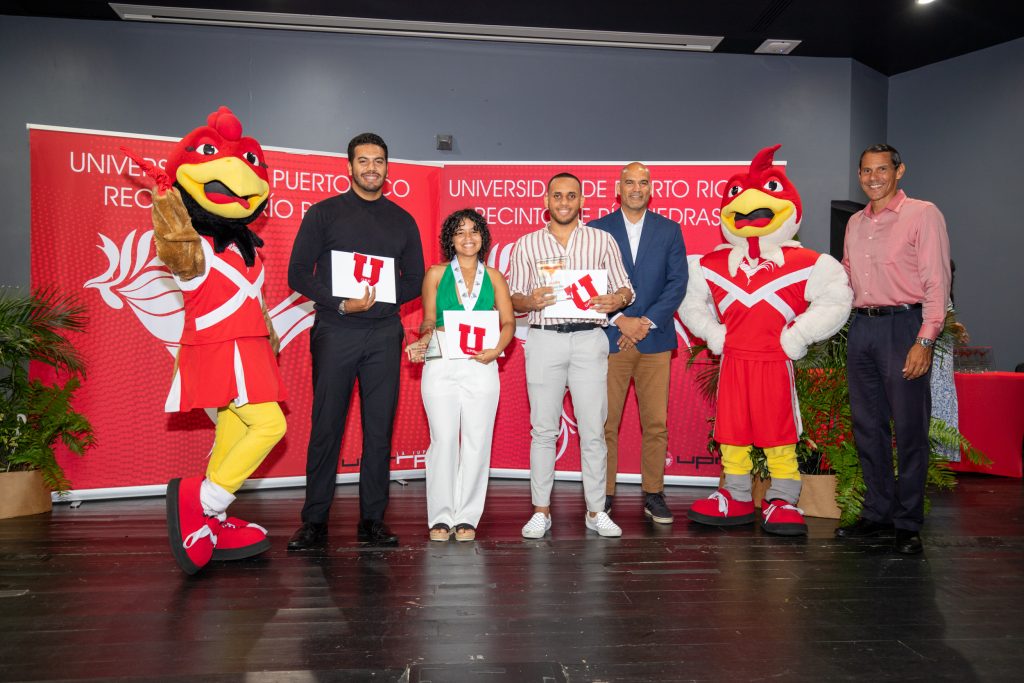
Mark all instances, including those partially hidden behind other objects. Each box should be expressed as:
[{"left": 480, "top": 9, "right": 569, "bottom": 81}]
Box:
[
  {"left": 588, "top": 293, "right": 622, "bottom": 315},
  {"left": 404, "top": 328, "right": 436, "bottom": 363},
  {"left": 471, "top": 347, "right": 502, "bottom": 365},
  {"left": 341, "top": 284, "right": 376, "bottom": 315},
  {"left": 525, "top": 285, "right": 556, "bottom": 311}
]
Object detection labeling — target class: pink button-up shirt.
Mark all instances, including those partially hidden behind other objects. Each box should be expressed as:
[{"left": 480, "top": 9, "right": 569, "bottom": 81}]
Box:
[{"left": 842, "top": 190, "right": 951, "bottom": 340}]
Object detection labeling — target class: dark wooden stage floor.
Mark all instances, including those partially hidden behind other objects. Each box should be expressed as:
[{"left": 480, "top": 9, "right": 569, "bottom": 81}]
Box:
[{"left": 2, "top": 475, "right": 1023, "bottom": 682}]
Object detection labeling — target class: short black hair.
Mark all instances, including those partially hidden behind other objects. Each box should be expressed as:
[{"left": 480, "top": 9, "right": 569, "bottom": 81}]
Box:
[
  {"left": 440, "top": 209, "right": 491, "bottom": 263},
  {"left": 547, "top": 172, "right": 582, "bottom": 192},
  {"left": 347, "top": 133, "right": 388, "bottom": 161},
  {"left": 859, "top": 143, "right": 902, "bottom": 170}
]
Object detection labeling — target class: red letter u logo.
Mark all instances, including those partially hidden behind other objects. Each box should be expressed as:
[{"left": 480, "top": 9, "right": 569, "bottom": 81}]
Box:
[
  {"left": 458, "top": 324, "right": 486, "bottom": 354},
  {"left": 565, "top": 273, "right": 599, "bottom": 311},
  {"left": 353, "top": 253, "right": 384, "bottom": 286}
]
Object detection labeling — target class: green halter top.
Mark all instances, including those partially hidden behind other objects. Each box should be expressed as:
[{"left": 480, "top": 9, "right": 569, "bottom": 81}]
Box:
[{"left": 436, "top": 262, "right": 495, "bottom": 328}]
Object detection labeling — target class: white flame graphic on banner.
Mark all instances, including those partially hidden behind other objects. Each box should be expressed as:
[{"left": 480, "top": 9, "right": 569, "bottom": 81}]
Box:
[{"left": 84, "top": 229, "right": 183, "bottom": 357}]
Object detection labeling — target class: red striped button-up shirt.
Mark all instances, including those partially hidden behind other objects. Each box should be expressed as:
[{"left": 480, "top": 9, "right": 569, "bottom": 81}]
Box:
[{"left": 508, "top": 222, "right": 634, "bottom": 326}]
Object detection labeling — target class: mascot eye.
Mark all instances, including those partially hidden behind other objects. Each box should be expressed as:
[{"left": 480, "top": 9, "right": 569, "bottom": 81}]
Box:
[
  {"left": 763, "top": 179, "right": 782, "bottom": 192},
  {"left": 199, "top": 143, "right": 218, "bottom": 156},
  {"left": 244, "top": 151, "right": 260, "bottom": 165},
  {"left": 728, "top": 185, "right": 742, "bottom": 197}
]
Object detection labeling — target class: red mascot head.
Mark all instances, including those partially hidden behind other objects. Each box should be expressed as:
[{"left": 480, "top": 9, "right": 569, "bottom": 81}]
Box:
[{"left": 719, "top": 144, "right": 802, "bottom": 257}]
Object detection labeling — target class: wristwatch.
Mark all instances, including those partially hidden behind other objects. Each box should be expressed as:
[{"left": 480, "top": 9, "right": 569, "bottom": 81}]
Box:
[
  {"left": 338, "top": 300, "right": 347, "bottom": 315},
  {"left": 915, "top": 337, "right": 934, "bottom": 348}
]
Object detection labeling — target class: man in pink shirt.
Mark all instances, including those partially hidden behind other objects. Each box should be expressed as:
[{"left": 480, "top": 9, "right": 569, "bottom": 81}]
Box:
[{"left": 839, "top": 144, "right": 951, "bottom": 555}]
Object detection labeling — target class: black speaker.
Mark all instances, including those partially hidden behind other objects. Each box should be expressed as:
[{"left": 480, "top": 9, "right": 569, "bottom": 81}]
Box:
[{"left": 829, "top": 200, "right": 864, "bottom": 261}]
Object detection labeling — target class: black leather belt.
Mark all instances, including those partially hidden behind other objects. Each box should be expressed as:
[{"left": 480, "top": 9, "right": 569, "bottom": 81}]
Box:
[
  {"left": 530, "top": 323, "right": 602, "bottom": 333},
  {"left": 854, "top": 303, "right": 922, "bottom": 317}
]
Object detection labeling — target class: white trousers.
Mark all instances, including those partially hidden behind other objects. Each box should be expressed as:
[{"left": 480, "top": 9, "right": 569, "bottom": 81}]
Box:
[
  {"left": 524, "top": 328, "right": 609, "bottom": 512},
  {"left": 421, "top": 331, "right": 500, "bottom": 528}
]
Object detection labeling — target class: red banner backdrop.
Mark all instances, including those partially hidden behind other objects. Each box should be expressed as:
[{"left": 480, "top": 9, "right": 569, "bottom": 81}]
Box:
[
  {"left": 30, "top": 126, "right": 750, "bottom": 494},
  {"left": 30, "top": 126, "right": 439, "bottom": 493}
]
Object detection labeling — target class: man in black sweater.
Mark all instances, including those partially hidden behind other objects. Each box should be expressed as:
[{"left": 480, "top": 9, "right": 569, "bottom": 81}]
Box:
[{"left": 287, "top": 132, "right": 424, "bottom": 548}]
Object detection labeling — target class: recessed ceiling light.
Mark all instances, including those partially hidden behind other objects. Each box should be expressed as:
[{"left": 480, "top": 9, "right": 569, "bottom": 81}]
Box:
[
  {"left": 755, "top": 39, "right": 801, "bottom": 55},
  {"left": 917, "top": 0, "right": 937, "bottom": 5}
]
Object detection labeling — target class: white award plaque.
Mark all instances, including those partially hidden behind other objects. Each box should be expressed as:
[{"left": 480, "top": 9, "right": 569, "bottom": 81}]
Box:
[{"left": 331, "top": 250, "right": 397, "bottom": 304}]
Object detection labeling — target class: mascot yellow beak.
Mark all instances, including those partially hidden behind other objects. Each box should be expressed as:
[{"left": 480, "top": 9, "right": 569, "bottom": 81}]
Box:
[
  {"left": 721, "top": 188, "right": 795, "bottom": 238},
  {"left": 176, "top": 157, "right": 270, "bottom": 220}
]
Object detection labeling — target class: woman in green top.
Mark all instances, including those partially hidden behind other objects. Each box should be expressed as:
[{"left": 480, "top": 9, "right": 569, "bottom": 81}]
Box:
[{"left": 406, "top": 209, "right": 515, "bottom": 541}]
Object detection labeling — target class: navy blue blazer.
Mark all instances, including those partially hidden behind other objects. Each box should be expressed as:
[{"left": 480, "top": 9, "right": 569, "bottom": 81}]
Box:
[{"left": 589, "top": 209, "right": 688, "bottom": 354}]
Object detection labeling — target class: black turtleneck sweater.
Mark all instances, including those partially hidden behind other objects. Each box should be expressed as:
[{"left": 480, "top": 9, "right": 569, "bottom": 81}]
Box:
[{"left": 288, "top": 191, "right": 425, "bottom": 325}]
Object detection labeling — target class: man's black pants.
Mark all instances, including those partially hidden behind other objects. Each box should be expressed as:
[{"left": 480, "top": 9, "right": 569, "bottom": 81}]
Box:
[
  {"left": 301, "top": 314, "right": 403, "bottom": 524},
  {"left": 847, "top": 307, "right": 931, "bottom": 531}
]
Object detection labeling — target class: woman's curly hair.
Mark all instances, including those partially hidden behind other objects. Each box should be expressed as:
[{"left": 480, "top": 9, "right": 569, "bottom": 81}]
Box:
[{"left": 440, "top": 208, "right": 491, "bottom": 263}]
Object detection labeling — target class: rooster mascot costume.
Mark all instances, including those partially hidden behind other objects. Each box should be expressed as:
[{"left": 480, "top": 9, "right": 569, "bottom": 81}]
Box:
[
  {"left": 679, "top": 144, "right": 852, "bottom": 536},
  {"left": 126, "top": 106, "right": 286, "bottom": 573}
]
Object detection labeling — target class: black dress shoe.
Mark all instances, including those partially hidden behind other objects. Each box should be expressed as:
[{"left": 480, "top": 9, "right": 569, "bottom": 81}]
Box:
[
  {"left": 834, "top": 518, "right": 895, "bottom": 539},
  {"left": 357, "top": 519, "right": 399, "bottom": 546},
  {"left": 604, "top": 495, "right": 614, "bottom": 514},
  {"left": 894, "top": 529, "right": 924, "bottom": 555},
  {"left": 287, "top": 522, "right": 328, "bottom": 550}
]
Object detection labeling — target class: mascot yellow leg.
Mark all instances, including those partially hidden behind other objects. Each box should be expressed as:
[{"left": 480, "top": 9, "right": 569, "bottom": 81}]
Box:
[
  {"left": 720, "top": 443, "right": 756, "bottom": 501},
  {"left": 207, "top": 401, "right": 287, "bottom": 493},
  {"left": 720, "top": 443, "right": 754, "bottom": 476}
]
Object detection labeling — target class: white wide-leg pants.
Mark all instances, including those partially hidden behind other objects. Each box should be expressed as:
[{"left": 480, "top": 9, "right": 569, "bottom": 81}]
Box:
[{"left": 421, "top": 331, "right": 500, "bottom": 529}]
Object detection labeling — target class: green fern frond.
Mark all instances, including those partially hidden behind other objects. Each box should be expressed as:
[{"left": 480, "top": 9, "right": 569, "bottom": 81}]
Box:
[
  {"left": 686, "top": 345, "right": 720, "bottom": 403},
  {"left": 929, "top": 417, "right": 991, "bottom": 467}
]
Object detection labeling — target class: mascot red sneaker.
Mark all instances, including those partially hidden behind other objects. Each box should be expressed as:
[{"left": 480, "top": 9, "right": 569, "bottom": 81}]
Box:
[
  {"left": 126, "top": 107, "right": 286, "bottom": 574},
  {"left": 679, "top": 145, "right": 852, "bottom": 536}
]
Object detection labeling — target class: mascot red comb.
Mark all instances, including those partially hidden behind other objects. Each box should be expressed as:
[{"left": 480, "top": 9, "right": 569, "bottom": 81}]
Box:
[
  {"left": 679, "top": 145, "right": 852, "bottom": 535},
  {"left": 127, "top": 106, "right": 286, "bottom": 574}
]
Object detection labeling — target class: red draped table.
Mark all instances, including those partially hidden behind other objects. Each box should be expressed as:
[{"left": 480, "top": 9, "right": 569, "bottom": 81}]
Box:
[{"left": 949, "top": 372, "right": 1024, "bottom": 478}]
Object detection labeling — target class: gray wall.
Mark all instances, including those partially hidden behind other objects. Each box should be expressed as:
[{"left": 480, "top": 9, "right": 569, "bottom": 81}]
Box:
[
  {"left": 3, "top": 16, "right": 1015, "bottom": 366},
  {"left": 848, "top": 60, "right": 889, "bottom": 199},
  {"left": 889, "top": 37, "right": 1024, "bottom": 369},
  {"left": 1, "top": 15, "right": 866, "bottom": 284}
]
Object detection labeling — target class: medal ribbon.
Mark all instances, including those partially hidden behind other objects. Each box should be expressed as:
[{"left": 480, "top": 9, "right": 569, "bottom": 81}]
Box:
[{"left": 450, "top": 258, "right": 483, "bottom": 311}]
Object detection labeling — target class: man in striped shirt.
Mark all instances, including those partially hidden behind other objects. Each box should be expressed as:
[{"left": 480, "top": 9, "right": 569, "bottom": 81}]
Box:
[{"left": 509, "top": 173, "right": 635, "bottom": 539}]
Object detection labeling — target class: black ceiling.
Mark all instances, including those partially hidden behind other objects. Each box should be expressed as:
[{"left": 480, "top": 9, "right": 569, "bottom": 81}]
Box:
[{"left": 5, "top": 0, "right": 1024, "bottom": 76}]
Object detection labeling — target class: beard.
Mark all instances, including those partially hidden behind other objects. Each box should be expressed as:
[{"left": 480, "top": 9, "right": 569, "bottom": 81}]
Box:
[{"left": 352, "top": 172, "right": 385, "bottom": 196}]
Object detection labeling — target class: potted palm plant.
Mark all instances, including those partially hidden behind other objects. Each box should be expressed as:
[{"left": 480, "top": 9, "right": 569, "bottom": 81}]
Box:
[{"left": 0, "top": 287, "right": 93, "bottom": 519}]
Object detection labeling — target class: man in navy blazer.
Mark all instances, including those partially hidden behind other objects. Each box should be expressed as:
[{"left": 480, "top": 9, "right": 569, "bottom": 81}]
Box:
[{"left": 589, "top": 162, "right": 688, "bottom": 523}]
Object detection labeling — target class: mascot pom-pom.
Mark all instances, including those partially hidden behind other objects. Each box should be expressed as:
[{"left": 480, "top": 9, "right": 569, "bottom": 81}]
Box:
[
  {"left": 126, "top": 107, "right": 286, "bottom": 574},
  {"left": 679, "top": 144, "right": 852, "bottom": 535}
]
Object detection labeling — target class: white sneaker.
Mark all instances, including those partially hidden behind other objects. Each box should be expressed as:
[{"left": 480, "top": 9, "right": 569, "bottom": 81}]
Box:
[
  {"left": 521, "top": 512, "right": 552, "bottom": 539},
  {"left": 585, "top": 511, "right": 622, "bottom": 537}
]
